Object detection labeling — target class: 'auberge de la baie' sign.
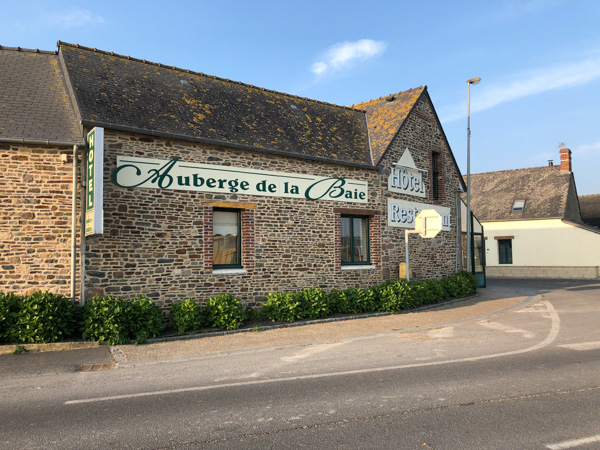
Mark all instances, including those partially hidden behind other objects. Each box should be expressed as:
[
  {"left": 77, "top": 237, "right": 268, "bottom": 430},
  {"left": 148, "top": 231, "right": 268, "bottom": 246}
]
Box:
[{"left": 112, "top": 156, "right": 369, "bottom": 203}]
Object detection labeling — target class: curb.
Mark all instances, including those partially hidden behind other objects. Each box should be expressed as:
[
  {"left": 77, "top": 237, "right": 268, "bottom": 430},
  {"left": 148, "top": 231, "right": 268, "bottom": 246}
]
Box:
[
  {"left": 136, "top": 292, "right": 482, "bottom": 345},
  {"left": 0, "top": 340, "right": 101, "bottom": 355}
]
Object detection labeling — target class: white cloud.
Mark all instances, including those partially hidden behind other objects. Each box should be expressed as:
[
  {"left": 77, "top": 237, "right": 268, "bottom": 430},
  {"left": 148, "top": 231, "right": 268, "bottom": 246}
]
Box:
[
  {"left": 577, "top": 141, "right": 600, "bottom": 155},
  {"left": 311, "top": 39, "right": 387, "bottom": 77},
  {"left": 442, "top": 55, "right": 600, "bottom": 122},
  {"left": 493, "top": 0, "right": 563, "bottom": 22},
  {"left": 44, "top": 9, "right": 106, "bottom": 28}
]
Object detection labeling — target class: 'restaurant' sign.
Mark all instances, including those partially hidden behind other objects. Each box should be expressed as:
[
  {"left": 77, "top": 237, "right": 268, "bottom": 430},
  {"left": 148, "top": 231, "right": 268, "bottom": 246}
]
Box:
[
  {"left": 112, "top": 156, "right": 368, "bottom": 203},
  {"left": 388, "top": 198, "right": 452, "bottom": 231}
]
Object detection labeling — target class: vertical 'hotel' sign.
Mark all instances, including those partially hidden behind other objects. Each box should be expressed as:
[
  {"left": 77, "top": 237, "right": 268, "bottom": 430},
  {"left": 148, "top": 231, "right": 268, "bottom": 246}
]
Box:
[{"left": 85, "top": 127, "right": 104, "bottom": 236}]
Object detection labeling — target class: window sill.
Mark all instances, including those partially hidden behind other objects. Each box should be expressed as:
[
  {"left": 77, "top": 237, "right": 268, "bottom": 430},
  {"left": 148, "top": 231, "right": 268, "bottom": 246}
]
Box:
[
  {"left": 212, "top": 268, "right": 247, "bottom": 275},
  {"left": 341, "top": 265, "right": 375, "bottom": 270}
]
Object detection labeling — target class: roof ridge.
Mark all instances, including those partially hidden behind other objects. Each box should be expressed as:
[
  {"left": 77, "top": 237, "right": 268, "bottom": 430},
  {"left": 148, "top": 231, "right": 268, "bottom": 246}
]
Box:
[
  {"left": 351, "top": 86, "right": 426, "bottom": 107},
  {"left": 0, "top": 45, "right": 57, "bottom": 55},
  {"left": 579, "top": 193, "right": 600, "bottom": 198},
  {"left": 470, "top": 165, "right": 560, "bottom": 176},
  {"left": 57, "top": 41, "right": 364, "bottom": 113}
]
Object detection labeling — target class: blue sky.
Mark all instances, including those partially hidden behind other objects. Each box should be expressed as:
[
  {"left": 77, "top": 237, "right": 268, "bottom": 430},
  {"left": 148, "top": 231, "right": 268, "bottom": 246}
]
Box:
[{"left": 3, "top": 0, "right": 599, "bottom": 195}]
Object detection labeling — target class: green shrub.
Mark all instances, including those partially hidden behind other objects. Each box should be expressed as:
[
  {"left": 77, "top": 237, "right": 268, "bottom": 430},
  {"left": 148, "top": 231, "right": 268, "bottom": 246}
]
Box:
[
  {"left": 442, "top": 271, "right": 478, "bottom": 298},
  {"left": 243, "top": 305, "right": 264, "bottom": 323},
  {"left": 12, "top": 292, "right": 80, "bottom": 343},
  {"left": 457, "top": 270, "right": 479, "bottom": 295},
  {"left": 411, "top": 279, "right": 446, "bottom": 305},
  {"left": 170, "top": 298, "right": 204, "bottom": 334},
  {"left": 82, "top": 295, "right": 163, "bottom": 345},
  {"left": 0, "top": 292, "right": 21, "bottom": 343},
  {"left": 329, "top": 287, "right": 377, "bottom": 314},
  {"left": 82, "top": 296, "right": 131, "bottom": 345},
  {"left": 127, "top": 295, "right": 164, "bottom": 344},
  {"left": 373, "top": 279, "right": 413, "bottom": 312},
  {"left": 262, "top": 292, "right": 301, "bottom": 323},
  {"left": 204, "top": 294, "right": 244, "bottom": 330},
  {"left": 296, "top": 287, "right": 329, "bottom": 320}
]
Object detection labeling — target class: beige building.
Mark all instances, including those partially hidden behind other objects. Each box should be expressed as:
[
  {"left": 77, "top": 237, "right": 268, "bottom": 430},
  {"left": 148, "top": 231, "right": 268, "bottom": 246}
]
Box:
[{"left": 468, "top": 149, "right": 600, "bottom": 279}]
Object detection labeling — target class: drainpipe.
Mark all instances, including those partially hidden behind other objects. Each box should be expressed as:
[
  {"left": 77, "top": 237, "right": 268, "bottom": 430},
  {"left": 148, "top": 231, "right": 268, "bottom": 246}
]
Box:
[
  {"left": 70, "top": 145, "right": 79, "bottom": 304},
  {"left": 80, "top": 149, "right": 87, "bottom": 306}
]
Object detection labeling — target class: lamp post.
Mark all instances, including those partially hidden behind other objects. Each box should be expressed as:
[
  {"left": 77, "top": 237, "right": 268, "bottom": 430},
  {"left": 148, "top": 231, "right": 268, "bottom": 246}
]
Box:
[{"left": 466, "top": 76, "right": 481, "bottom": 273}]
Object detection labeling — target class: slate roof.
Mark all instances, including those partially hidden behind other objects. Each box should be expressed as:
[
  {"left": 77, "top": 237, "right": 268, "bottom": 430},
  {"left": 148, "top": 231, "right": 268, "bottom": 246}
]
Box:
[
  {"left": 58, "top": 42, "right": 373, "bottom": 167},
  {"left": 465, "top": 165, "right": 578, "bottom": 222},
  {"left": 580, "top": 194, "right": 600, "bottom": 228},
  {"left": 352, "top": 87, "right": 425, "bottom": 164},
  {"left": 0, "top": 46, "right": 82, "bottom": 144}
]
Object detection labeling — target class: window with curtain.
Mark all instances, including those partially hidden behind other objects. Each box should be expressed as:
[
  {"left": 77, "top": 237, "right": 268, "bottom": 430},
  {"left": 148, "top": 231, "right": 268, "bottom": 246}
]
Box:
[{"left": 213, "top": 209, "right": 240, "bottom": 268}]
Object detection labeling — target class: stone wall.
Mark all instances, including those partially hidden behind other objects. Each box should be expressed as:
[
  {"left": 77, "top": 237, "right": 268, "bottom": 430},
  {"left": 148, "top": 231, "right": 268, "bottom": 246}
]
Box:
[
  {"left": 85, "top": 131, "right": 385, "bottom": 308},
  {"left": 0, "top": 94, "right": 464, "bottom": 307},
  {"left": 487, "top": 265, "right": 599, "bottom": 279},
  {"left": 379, "top": 94, "right": 462, "bottom": 281},
  {"left": 0, "top": 143, "right": 81, "bottom": 296}
]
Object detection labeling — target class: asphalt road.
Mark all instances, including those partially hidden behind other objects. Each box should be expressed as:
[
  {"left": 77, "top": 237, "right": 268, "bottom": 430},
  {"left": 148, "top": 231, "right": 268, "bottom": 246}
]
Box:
[{"left": 1, "top": 279, "right": 599, "bottom": 449}]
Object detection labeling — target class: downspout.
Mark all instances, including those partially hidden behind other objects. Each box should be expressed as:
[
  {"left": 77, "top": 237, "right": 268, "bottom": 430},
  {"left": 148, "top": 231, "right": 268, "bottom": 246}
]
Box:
[
  {"left": 80, "top": 146, "right": 87, "bottom": 306},
  {"left": 70, "top": 145, "right": 79, "bottom": 304}
]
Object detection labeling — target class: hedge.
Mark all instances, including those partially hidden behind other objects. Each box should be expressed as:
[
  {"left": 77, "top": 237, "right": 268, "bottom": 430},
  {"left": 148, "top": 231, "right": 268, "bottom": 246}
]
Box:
[{"left": 1, "top": 271, "right": 478, "bottom": 344}]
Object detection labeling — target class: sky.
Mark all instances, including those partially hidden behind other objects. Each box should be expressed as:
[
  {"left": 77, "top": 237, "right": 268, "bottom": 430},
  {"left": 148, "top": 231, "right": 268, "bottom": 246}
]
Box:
[{"left": 2, "top": 0, "right": 599, "bottom": 195}]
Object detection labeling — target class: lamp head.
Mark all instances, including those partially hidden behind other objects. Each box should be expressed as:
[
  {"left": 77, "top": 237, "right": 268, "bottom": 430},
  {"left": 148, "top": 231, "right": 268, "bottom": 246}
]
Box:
[{"left": 467, "top": 77, "right": 482, "bottom": 85}]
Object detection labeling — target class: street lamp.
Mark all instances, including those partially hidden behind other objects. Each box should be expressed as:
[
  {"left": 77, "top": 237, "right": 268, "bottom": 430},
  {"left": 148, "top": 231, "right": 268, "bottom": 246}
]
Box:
[{"left": 466, "top": 76, "right": 481, "bottom": 273}]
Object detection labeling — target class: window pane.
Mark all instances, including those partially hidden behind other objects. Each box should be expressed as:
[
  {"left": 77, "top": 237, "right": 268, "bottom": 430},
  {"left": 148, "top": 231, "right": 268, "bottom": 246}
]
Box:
[
  {"left": 341, "top": 217, "right": 351, "bottom": 263},
  {"left": 498, "top": 239, "right": 512, "bottom": 265},
  {"left": 473, "top": 235, "right": 484, "bottom": 272},
  {"left": 352, "top": 217, "right": 368, "bottom": 263},
  {"left": 214, "top": 210, "right": 239, "bottom": 266}
]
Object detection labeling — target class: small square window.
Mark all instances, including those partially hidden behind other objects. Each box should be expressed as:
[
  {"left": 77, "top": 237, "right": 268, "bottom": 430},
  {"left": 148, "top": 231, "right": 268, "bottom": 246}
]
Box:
[{"left": 512, "top": 200, "right": 525, "bottom": 211}]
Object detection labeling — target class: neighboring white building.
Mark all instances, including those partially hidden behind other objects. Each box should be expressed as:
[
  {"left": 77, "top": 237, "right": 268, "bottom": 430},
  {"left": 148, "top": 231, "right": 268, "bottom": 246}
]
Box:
[{"left": 468, "top": 148, "right": 600, "bottom": 280}]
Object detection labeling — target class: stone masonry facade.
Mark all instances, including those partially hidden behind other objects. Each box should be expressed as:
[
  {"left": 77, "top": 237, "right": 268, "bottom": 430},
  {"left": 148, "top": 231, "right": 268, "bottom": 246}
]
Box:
[
  {"left": 379, "top": 96, "right": 462, "bottom": 281},
  {"left": 81, "top": 94, "right": 461, "bottom": 309},
  {"left": 1, "top": 96, "right": 463, "bottom": 309},
  {"left": 0, "top": 143, "right": 82, "bottom": 296}
]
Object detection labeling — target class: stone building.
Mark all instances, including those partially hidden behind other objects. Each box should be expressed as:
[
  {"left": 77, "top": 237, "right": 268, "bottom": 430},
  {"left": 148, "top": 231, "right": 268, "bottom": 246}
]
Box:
[{"left": 1, "top": 42, "right": 467, "bottom": 308}]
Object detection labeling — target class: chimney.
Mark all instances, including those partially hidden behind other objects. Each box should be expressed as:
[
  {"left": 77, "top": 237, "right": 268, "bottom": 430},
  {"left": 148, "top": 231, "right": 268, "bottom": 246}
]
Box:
[{"left": 559, "top": 148, "right": 572, "bottom": 172}]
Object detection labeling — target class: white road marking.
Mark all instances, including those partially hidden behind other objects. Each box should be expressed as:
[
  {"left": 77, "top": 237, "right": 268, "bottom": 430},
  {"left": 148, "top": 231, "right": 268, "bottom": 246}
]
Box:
[
  {"left": 281, "top": 341, "right": 348, "bottom": 362},
  {"left": 546, "top": 434, "right": 600, "bottom": 449},
  {"left": 477, "top": 321, "right": 535, "bottom": 338},
  {"left": 427, "top": 327, "right": 454, "bottom": 339},
  {"left": 558, "top": 341, "right": 600, "bottom": 351},
  {"left": 66, "top": 297, "right": 559, "bottom": 406}
]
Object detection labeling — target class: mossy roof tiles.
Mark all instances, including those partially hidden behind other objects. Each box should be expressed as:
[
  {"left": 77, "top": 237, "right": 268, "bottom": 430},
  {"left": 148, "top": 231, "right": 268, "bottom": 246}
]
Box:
[
  {"left": 0, "top": 46, "right": 82, "bottom": 144},
  {"left": 59, "top": 43, "right": 375, "bottom": 166},
  {"left": 466, "top": 166, "right": 575, "bottom": 222},
  {"left": 352, "top": 87, "right": 425, "bottom": 164}
]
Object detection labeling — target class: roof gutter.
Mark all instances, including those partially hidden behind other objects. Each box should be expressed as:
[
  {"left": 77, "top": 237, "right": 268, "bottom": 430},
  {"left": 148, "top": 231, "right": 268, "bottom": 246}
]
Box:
[
  {"left": 80, "top": 120, "right": 379, "bottom": 171},
  {"left": 0, "top": 137, "right": 85, "bottom": 147}
]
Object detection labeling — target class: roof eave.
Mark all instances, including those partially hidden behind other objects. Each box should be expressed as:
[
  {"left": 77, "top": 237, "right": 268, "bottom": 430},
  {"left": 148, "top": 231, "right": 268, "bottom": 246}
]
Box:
[{"left": 80, "top": 120, "right": 379, "bottom": 171}]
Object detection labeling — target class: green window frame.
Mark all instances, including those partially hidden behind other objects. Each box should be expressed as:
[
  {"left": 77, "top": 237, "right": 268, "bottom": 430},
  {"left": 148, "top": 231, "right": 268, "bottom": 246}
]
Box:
[
  {"left": 213, "top": 209, "right": 241, "bottom": 269},
  {"left": 341, "top": 215, "right": 370, "bottom": 265},
  {"left": 498, "top": 239, "right": 513, "bottom": 265}
]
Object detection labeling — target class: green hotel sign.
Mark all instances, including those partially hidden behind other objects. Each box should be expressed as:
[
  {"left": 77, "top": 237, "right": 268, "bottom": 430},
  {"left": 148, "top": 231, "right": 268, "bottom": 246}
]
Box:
[{"left": 85, "top": 127, "right": 104, "bottom": 236}]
